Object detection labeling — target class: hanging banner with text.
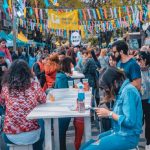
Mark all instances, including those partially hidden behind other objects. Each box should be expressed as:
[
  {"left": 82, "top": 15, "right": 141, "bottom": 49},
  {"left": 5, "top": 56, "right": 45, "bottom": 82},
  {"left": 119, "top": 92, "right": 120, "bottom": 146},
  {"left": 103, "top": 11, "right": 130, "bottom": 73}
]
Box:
[{"left": 48, "top": 10, "right": 79, "bottom": 30}]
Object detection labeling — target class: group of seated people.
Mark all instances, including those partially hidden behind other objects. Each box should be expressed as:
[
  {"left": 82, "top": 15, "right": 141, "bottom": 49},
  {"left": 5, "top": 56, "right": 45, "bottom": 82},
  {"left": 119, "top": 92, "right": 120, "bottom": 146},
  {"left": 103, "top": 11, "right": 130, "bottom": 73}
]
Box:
[{"left": 0, "top": 40, "right": 150, "bottom": 150}]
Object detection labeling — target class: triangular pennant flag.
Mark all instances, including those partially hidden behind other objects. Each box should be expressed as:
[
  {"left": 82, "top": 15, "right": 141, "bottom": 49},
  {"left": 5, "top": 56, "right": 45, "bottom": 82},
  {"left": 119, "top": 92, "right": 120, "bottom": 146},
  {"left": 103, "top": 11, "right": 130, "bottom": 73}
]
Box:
[
  {"left": 3, "top": 0, "right": 9, "bottom": 15},
  {"left": 96, "top": 9, "right": 101, "bottom": 20},
  {"left": 87, "top": 9, "right": 91, "bottom": 20},
  {"left": 24, "top": 8, "right": 26, "bottom": 18},
  {"left": 40, "top": 9, "right": 43, "bottom": 19},
  {"left": 44, "top": 0, "right": 50, "bottom": 7},
  {"left": 92, "top": 9, "right": 97, "bottom": 20},
  {"left": 30, "top": 8, "right": 33, "bottom": 16},
  {"left": 103, "top": 8, "right": 107, "bottom": 19},
  {"left": 8, "top": 0, "right": 12, "bottom": 12},
  {"left": 82, "top": 9, "right": 87, "bottom": 21},
  {"left": 35, "top": 8, "right": 39, "bottom": 19}
]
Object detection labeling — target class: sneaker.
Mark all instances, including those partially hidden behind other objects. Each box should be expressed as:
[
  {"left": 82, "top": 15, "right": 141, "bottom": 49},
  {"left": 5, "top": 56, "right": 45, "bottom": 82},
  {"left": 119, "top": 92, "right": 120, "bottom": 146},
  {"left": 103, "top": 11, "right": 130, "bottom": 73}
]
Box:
[{"left": 145, "top": 145, "right": 150, "bottom": 150}]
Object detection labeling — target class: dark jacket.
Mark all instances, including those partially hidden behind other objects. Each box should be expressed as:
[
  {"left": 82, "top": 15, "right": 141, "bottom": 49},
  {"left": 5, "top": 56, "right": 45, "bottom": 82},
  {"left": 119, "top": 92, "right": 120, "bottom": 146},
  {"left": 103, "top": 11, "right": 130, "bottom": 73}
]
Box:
[
  {"left": 83, "top": 58, "right": 97, "bottom": 88},
  {"left": 33, "top": 62, "right": 46, "bottom": 88}
]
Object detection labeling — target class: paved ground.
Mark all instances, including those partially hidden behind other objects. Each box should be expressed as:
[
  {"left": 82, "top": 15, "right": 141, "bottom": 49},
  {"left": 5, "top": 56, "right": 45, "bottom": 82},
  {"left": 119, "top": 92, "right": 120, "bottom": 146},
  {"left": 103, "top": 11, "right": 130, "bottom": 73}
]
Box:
[{"left": 0, "top": 120, "right": 146, "bottom": 150}]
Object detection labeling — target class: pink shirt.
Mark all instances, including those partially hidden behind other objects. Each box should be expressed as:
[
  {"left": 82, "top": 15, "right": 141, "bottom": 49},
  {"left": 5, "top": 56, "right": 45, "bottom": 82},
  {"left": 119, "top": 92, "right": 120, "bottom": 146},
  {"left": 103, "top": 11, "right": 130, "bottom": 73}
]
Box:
[
  {"left": 0, "top": 80, "right": 46, "bottom": 134},
  {"left": 0, "top": 47, "right": 12, "bottom": 62}
]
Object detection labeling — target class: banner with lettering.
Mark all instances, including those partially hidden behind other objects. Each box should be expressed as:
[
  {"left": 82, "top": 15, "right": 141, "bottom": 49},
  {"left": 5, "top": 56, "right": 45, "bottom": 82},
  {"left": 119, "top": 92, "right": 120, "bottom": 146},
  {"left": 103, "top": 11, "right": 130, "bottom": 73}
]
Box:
[{"left": 48, "top": 10, "right": 79, "bottom": 30}]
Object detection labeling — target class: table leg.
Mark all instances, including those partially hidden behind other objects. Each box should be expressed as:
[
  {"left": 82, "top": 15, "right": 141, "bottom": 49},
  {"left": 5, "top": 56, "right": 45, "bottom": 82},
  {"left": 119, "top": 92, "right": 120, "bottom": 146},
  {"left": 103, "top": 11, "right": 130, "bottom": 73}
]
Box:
[
  {"left": 44, "top": 119, "right": 52, "bottom": 150},
  {"left": 54, "top": 118, "right": 60, "bottom": 150},
  {"left": 84, "top": 117, "right": 91, "bottom": 142}
]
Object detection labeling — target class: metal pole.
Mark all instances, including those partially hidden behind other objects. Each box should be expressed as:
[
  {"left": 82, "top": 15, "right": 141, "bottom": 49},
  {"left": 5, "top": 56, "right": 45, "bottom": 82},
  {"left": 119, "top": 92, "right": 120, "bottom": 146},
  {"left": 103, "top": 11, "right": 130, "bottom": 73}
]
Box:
[{"left": 12, "top": 0, "right": 17, "bottom": 52}]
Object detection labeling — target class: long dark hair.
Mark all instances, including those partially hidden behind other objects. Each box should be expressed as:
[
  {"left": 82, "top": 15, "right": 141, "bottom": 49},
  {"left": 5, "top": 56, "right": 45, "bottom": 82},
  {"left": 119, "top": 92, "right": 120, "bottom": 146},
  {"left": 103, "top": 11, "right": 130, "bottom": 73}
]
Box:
[
  {"left": 60, "top": 57, "right": 73, "bottom": 74},
  {"left": 138, "top": 51, "right": 150, "bottom": 67},
  {"left": 2, "top": 59, "right": 33, "bottom": 92},
  {"left": 99, "top": 67, "right": 126, "bottom": 102}
]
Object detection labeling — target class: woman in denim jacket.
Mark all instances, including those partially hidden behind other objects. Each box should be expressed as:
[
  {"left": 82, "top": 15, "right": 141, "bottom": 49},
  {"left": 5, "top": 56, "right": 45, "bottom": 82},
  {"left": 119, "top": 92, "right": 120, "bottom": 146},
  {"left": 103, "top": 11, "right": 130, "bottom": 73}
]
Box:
[
  {"left": 81, "top": 67, "right": 143, "bottom": 150},
  {"left": 136, "top": 51, "right": 150, "bottom": 150}
]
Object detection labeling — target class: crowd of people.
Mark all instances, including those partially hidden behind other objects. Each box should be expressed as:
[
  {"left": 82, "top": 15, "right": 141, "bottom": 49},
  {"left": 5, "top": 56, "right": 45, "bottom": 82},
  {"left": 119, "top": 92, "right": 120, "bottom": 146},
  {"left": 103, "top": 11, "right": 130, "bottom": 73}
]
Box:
[{"left": 0, "top": 37, "right": 150, "bottom": 150}]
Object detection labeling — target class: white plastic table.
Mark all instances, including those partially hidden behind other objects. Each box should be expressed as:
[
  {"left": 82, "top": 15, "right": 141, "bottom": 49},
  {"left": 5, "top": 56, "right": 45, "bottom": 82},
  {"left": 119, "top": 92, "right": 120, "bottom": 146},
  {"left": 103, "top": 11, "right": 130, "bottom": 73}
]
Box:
[{"left": 27, "top": 88, "right": 92, "bottom": 150}]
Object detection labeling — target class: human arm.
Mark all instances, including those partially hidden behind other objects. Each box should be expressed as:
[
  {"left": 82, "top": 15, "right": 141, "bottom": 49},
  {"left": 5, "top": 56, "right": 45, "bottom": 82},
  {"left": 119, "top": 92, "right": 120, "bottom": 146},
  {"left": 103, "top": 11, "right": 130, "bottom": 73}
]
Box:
[
  {"left": 5, "top": 48, "right": 12, "bottom": 62},
  {"left": 5, "top": 58, "right": 11, "bottom": 68},
  {"left": 96, "top": 88, "right": 140, "bottom": 128},
  {"left": 130, "top": 63, "right": 141, "bottom": 90},
  {"left": 96, "top": 108, "right": 119, "bottom": 121},
  {"left": 35, "top": 82, "right": 46, "bottom": 104}
]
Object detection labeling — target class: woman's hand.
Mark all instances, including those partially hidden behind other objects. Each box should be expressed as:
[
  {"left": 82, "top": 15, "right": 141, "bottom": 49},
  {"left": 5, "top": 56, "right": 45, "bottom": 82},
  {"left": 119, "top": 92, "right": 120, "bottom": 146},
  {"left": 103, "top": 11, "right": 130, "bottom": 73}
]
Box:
[{"left": 95, "top": 108, "right": 111, "bottom": 118}]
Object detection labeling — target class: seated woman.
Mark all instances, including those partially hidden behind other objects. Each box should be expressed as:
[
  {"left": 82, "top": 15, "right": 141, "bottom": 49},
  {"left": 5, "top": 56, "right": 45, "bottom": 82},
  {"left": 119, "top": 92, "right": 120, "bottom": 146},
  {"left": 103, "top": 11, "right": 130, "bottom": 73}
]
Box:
[
  {"left": 0, "top": 60, "right": 46, "bottom": 150},
  {"left": 81, "top": 67, "right": 143, "bottom": 150},
  {"left": 54, "top": 56, "right": 73, "bottom": 150}
]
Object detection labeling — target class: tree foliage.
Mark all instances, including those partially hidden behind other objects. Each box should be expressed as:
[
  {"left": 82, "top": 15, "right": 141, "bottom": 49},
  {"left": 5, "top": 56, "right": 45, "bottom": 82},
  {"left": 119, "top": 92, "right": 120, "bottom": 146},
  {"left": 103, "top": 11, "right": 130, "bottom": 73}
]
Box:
[{"left": 28, "top": 0, "right": 85, "bottom": 9}]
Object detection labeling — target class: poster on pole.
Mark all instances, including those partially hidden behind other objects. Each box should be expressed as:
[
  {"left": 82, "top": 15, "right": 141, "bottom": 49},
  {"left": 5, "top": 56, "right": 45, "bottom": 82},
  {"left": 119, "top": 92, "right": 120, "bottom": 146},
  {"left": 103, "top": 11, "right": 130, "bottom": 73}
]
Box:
[{"left": 70, "top": 32, "right": 81, "bottom": 46}]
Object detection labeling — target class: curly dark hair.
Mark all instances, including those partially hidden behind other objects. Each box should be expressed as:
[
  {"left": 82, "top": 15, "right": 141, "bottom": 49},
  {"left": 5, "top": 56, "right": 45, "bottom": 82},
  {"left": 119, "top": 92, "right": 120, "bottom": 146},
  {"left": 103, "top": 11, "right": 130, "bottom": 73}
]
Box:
[{"left": 2, "top": 59, "right": 33, "bottom": 92}]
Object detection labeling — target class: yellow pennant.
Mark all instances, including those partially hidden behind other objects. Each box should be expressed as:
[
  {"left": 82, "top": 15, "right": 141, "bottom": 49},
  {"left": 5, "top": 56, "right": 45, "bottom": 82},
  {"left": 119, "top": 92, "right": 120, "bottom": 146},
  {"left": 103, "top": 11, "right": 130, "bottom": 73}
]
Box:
[
  {"left": 96, "top": 9, "right": 101, "bottom": 20},
  {"left": 118, "top": 7, "right": 121, "bottom": 18},
  {"left": 24, "top": 8, "right": 26, "bottom": 18},
  {"left": 8, "top": 0, "right": 12, "bottom": 11},
  {"left": 40, "top": 24, "right": 42, "bottom": 32}
]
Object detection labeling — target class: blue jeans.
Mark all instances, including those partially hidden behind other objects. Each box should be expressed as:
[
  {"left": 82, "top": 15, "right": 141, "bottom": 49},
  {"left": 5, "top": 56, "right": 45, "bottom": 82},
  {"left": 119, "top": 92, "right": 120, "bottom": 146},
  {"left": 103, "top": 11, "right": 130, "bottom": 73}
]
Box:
[
  {"left": 2, "top": 119, "right": 44, "bottom": 150},
  {"left": 80, "top": 130, "right": 139, "bottom": 150}
]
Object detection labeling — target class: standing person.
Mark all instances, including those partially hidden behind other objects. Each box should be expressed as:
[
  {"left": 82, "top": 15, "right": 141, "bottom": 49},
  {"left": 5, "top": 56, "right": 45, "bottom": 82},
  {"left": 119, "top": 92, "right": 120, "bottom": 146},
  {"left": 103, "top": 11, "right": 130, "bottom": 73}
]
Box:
[
  {"left": 136, "top": 51, "right": 150, "bottom": 150},
  {"left": 44, "top": 54, "right": 60, "bottom": 91},
  {"left": 108, "top": 54, "right": 117, "bottom": 67},
  {"left": 67, "top": 47, "right": 77, "bottom": 67},
  {"left": 54, "top": 57, "right": 73, "bottom": 150},
  {"left": 0, "top": 52, "right": 9, "bottom": 90},
  {"left": 0, "top": 39, "right": 12, "bottom": 62},
  {"left": 0, "top": 60, "right": 46, "bottom": 150},
  {"left": 98, "top": 49, "right": 109, "bottom": 68},
  {"left": 112, "top": 40, "right": 141, "bottom": 90},
  {"left": 82, "top": 49, "right": 97, "bottom": 92},
  {"left": 33, "top": 54, "right": 47, "bottom": 89},
  {"left": 28, "top": 52, "right": 37, "bottom": 69},
  {"left": 0, "top": 51, "right": 9, "bottom": 122},
  {"left": 81, "top": 67, "right": 143, "bottom": 150}
]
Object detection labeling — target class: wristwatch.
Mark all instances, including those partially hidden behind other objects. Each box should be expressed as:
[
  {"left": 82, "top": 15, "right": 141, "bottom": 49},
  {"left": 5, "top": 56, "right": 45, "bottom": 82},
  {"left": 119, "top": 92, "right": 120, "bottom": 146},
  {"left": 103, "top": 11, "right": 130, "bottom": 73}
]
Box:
[{"left": 108, "top": 111, "right": 113, "bottom": 119}]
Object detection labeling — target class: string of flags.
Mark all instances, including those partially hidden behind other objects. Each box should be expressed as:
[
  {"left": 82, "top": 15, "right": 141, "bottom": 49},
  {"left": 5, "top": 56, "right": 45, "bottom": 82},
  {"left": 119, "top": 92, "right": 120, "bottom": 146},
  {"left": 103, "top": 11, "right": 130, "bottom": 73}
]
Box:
[
  {"left": 2, "top": 0, "right": 150, "bottom": 37},
  {"left": 23, "top": 4, "right": 150, "bottom": 22}
]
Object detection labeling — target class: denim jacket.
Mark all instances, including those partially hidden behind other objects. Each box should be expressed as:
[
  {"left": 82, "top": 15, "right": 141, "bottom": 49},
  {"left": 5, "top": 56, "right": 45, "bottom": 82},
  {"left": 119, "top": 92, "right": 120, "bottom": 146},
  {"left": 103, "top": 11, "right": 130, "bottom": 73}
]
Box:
[
  {"left": 112, "top": 79, "right": 143, "bottom": 137},
  {"left": 141, "top": 68, "right": 150, "bottom": 100}
]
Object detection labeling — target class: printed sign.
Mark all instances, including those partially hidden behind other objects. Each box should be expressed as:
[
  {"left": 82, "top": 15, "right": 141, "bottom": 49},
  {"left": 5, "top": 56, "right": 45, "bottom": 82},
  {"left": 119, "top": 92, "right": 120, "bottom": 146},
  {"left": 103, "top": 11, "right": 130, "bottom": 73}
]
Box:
[
  {"left": 48, "top": 10, "right": 78, "bottom": 30},
  {"left": 71, "top": 32, "right": 81, "bottom": 46}
]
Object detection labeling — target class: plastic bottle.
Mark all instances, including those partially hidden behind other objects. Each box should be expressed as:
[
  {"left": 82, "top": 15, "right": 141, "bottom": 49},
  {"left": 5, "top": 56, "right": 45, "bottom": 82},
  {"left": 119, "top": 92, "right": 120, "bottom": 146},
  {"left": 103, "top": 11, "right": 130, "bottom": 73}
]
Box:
[{"left": 77, "top": 85, "right": 85, "bottom": 113}]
